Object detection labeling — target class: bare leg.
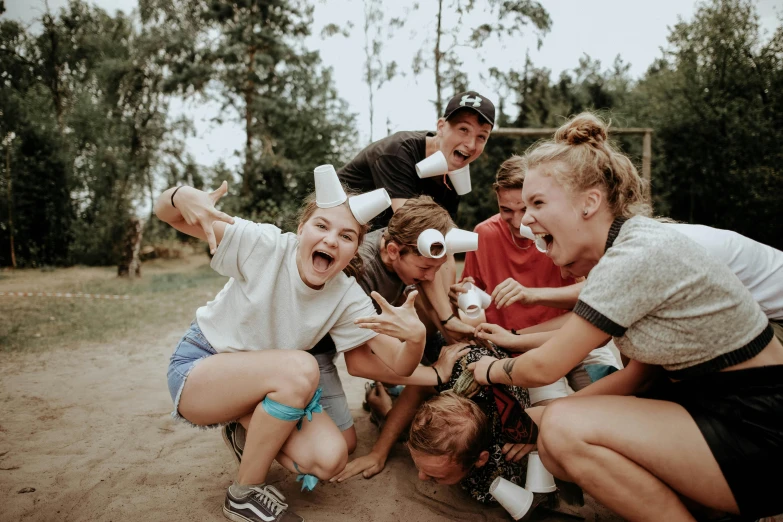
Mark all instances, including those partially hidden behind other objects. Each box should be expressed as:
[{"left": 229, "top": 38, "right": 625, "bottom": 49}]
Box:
[
  {"left": 537, "top": 396, "right": 738, "bottom": 521},
  {"left": 178, "top": 349, "right": 321, "bottom": 485}
]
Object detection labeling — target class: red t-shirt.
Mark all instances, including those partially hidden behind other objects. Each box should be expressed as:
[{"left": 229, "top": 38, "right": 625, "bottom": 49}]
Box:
[{"left": 462, "top": 214, "right": 576, "bottom": 331}]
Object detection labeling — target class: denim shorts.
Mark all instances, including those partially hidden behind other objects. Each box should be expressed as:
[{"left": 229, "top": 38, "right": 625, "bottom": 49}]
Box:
[
  {"left": 167, "top": 322, "right": 353, "bottom": 431},
  {"left": 166, "top": 321, "right": 219, "bottom": 428},
  {"left": 313, "top": 350, "right": 354, "bottom": 431}
]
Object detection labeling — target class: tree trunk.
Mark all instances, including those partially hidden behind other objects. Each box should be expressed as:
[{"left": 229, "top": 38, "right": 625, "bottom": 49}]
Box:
[
  {"left": 6, "top": 143, "right": 15, "bottom": 269},
  {"left": 434, "top": 0, "right": 444, "bottom": 117},
  {"left": 364, "top": 1, "right": 374, "bottom": 143},
  {"left": 117, "top": 217, "right": 142, "bottom": 278},
  {"left": 243, "top": 46, "right": 256, "bottom": 197}
]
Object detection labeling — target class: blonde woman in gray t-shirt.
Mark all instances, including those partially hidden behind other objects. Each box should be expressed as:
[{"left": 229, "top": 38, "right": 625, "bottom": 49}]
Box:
[{"left": 469, "top": 113, "right": 783, "bottom": 521}]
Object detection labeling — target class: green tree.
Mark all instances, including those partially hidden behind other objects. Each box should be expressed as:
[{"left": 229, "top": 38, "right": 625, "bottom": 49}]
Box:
[
  {"left": 140, "top": 0, "right": 358, "bottom": 226},
  {"left": 635, "top": 0, "right": 783, "bottom": 248},
  {"left": 412, "top": 0, "right": 551, "bottom": 116}
]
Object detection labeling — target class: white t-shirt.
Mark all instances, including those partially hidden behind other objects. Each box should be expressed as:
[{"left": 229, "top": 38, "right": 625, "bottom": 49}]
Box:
[
  {"left": 669, "top": 224, "right": 783, "bottom": 320},
  {"left": 196, "top": 218, "right": 378, "bottom": 353}
]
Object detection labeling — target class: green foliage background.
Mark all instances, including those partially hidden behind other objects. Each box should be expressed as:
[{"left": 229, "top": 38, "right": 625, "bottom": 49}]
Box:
[{"left": 1, "top": 0, "right": 781, "bottom": 269}]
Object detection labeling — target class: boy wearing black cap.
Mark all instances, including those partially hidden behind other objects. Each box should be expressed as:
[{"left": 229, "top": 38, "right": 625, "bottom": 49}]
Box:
[
  {"left": 338, "top": 91, "right": 495, "bottom": 342},
  {"left": 338, "top": 90, "right": 495, "bottom": 228}
]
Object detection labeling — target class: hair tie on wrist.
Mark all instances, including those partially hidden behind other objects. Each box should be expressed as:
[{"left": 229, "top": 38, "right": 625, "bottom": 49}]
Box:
[
  {"left": 486, "top": 359, "right": 498, "bottom": 385},
  {"left": 433, "top": 366, "right": 443, "bottom": 387},
  {"left": 171, "top": 186, "right": 184, "bottom": 208},
  {"left": 440, "top": 313, "right": 456, "bottom": 326}
]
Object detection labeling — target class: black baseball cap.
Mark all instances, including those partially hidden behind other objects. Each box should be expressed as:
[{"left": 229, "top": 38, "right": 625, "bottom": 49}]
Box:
[{"left": 443, "top": 91, "right": 495, "bottom": 127}]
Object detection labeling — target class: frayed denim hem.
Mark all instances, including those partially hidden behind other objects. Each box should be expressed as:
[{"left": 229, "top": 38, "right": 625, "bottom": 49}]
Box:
[{"left": 169, "top": 355, "right": 225, "bottom": 430}]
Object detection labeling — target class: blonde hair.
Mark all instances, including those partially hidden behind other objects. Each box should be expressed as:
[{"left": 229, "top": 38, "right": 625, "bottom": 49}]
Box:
[
  {"left": 492, "top": 155, "right": 526, "bottom": 191},
  {"left": 408, "top": 392, "right": 491, "bottom": 470},
  {"left": 383, "top": 196, "right": 455, "bottom": 256},
  {"left": 296, "top": 187, "right": 369, "bottom": 279},
  {"left": 522, "top": 112, "right": 650, "bottom": 218}
]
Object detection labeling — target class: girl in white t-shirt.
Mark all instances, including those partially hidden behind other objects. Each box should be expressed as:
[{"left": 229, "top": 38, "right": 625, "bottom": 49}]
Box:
[{"left": 155, "top": 181, "right": 426, "bottom": 522}]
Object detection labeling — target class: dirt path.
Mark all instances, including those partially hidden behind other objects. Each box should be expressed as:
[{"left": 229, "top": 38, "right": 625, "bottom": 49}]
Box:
[{"left": 1, "top": 329, "right": 615, "bottom": 522}]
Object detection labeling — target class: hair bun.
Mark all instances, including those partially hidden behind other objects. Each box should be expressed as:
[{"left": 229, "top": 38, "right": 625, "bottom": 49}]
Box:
[{"left": 555, "top": 113, "right": 608, "bottom": 146}]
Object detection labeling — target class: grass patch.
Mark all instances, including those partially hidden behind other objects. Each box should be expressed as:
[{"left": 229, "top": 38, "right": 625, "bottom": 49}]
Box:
[{"left": 0, "top": 252, "right": 228, "bottom": 353}]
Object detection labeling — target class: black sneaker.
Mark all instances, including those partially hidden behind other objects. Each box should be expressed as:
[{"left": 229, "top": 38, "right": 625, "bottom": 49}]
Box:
[
  {"left": 223, "top": 484, "right": 303, "bottom": 522},
  {"left": 222, "top": 422, "right": 244, "bottom": 465}
]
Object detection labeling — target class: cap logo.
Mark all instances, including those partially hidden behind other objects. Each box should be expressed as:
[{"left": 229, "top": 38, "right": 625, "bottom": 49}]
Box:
[{"left": 460, "top": 95, "right": 482, "bottom": 108}]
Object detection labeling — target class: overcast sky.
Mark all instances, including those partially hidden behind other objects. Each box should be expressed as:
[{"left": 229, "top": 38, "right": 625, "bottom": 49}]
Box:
[{"left": 6, "top": 0, "right": 781, "bottom": 170}]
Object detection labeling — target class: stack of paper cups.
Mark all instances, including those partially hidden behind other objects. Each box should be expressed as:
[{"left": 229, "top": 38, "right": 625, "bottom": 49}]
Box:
[
  {"left": 416, "top": 151, "right": 449, "bottom": 179},
  {"left": 417, "top": 229, "right": 447, "bottom": 259},
  {"left": 444, "top": 228, "right": 478, "bottom": 254},
  {"left": 348, "top": 188, "right": 391, "bottom": 225},
  {"left": 314, "top": 164, "right": 347, "bottom": 208},
  {"left": 489, "top": 477, "right": 534, "bottom": 520},
  {"left": 525, "top": 451, "right": 557, "bottom": 493},
  {"left": 447, "top": 165, "right": 471, "bottom": 195}
]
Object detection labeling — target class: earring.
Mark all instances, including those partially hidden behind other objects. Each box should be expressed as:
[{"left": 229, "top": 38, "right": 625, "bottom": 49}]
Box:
[{"left": 583, "top": 209, "right": 588, "bottom": 216}]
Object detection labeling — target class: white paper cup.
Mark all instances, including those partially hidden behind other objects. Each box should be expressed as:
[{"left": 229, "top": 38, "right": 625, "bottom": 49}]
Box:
[
  {"left": 462, "top": 283, "right": 492, "bottom": 309},
  {"left": 489, "top": 477, "right": 534, "bottom": 520},
  {"left": 476, "top": 287, "right": 492, "bottom": 309},
  {"left": 519, "top": 224, "right": 536, "bottom": 241},
  {"left": 417, "top": 229, "right": 447, "bottom": 259},
  {"left": 525, "top": 451, "right": 557, "bottom": 493},
  {"left": 445, "top": 228, "right": 479, "bottom": 254},
  {"left": 348, "top": 188, "right": 391, "bottom": 225},
  {"left": 458, "top": 288, "right": 483, "bottom": 318},
  {"left": 416, "top": 150, "right": 449, "bottom": 179},
  {"left": 447, "top": 165, "right": 471, "bottom": 195},
  {"left": 314, "top": 164, "right": 347, "bottom": 208}
]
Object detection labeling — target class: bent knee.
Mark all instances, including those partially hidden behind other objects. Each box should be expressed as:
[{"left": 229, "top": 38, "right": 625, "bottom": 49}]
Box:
[
  {"left": 538, "top": 399, "right": 586, "bottom": 460},
  {"left": 310, "top": 439, "right": 349, "bottom": 479},
  {"left": 268, "top": 352, "right": 320, "bottom": 407}
]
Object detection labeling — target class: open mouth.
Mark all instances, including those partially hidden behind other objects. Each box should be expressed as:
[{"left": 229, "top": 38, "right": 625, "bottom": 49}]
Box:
[
  {"left": 312, "top": 251, "right": 335, "bottom": 273},
  {"left": 534, "top": 233, "right": 553, "bottom": 254},
  {"left": 453, "top": 150, "right": 470, "bottom": 163}
]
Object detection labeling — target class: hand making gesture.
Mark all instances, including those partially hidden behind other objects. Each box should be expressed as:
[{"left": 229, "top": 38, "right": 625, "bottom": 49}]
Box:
[
  {"left": 171, "top": 181, "right": 235, "bottom": 254},
  {"left": 355, "top": 291, "right": 426, "bottom": 343}
]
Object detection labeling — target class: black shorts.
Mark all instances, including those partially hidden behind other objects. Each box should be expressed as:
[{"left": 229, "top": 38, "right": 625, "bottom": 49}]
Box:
[{"left": 644, "top": 365, "right": 783, "bottom": 519}]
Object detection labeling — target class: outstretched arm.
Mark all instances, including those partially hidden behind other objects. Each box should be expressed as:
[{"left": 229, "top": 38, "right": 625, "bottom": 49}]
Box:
[
  {"left": 470, "top": 314, "right": 610, "bottom": 388},
  {"left": 474, "top": 323, "right": 553, "bottom": 352},
  {"left": 491, "top": 279, "right": 584, "bottom": 310},
  {"left": 344, "top": 342, "right": 470, "bottom": 385},
  {"left": 355, "top": 291, "right": 426, "bottom": 376},
  {"left": 331, "top": 384, "right": 434, "bottom": 483},
  {"left": 154, "top": 182, "right": 234, "bottom": 254}
]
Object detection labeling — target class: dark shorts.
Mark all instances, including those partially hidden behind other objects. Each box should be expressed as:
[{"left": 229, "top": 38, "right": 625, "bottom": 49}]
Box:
[{"left": 644, "top": 365, "right": 783, "bottom": 519}]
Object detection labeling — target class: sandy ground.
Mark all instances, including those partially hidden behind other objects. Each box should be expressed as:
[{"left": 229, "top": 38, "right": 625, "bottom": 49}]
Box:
[{"left": 0, "top": 329, "right": 622, "bottom": 522}]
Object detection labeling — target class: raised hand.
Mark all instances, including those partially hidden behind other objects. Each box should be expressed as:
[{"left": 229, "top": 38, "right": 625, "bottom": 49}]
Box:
[
  {"left": 175, "top": 181, "right": 234, "bottom": 254},
  {"left": 491, "top": 278, "right": 538, "bottom": 309},
  {"left": 330, "top": 452, "right": 387, "bottom": 482},
  {"left": 354, "top": 291, "right": 426, "bottom": 343},
  {"left": 432, "top": 342, "right": 471, "bottom": 384},
  {"left": 475, "top": 323, "right": 517, "bottom": 348}
]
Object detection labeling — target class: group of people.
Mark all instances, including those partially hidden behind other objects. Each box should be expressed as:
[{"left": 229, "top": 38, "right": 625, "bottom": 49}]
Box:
[{"left": 156, "top": 90, "right": 783, "bottom": 522}]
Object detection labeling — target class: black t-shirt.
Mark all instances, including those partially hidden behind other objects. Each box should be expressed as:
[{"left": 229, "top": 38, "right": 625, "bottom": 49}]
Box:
[{"left": 338, "top": 131, "right": 460, "bottom": 228}]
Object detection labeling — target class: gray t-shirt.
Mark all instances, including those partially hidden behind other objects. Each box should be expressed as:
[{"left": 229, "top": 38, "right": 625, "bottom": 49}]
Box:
[
  {"left": 196, "top": 218, "right": 378, "bottom": 353},
  {"left": 574, "top": 216, "right": 769, "bottom": 374},
  {"left": 310, "top": 228, "right": 405, "bottom": 354}
]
